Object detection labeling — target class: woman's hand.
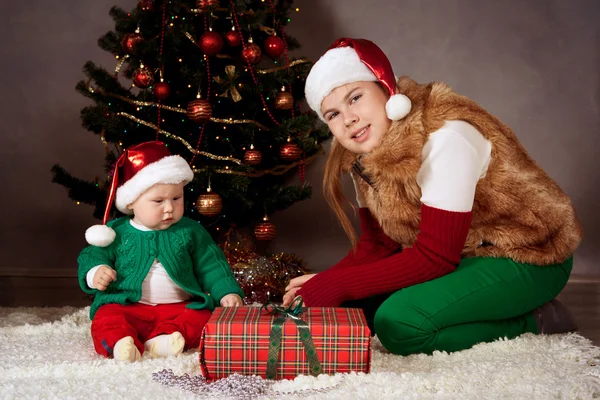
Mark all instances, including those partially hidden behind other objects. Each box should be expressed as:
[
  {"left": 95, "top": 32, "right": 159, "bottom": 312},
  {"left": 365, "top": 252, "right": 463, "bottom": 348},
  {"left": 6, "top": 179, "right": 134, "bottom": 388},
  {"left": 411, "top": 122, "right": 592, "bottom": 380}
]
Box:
[
  {"left": 220, "top": 293, "right": 243, "bottom": 307},
  {"left": 283, "top": 274, "right": 316, "bottom": 306}
]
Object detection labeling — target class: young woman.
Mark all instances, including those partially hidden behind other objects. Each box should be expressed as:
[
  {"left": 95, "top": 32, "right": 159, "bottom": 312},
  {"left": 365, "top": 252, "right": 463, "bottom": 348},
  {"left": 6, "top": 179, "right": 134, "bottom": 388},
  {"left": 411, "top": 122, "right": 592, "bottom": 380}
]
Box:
[{"left": 283, "top": 38, "right": 583, "bottom": 356}]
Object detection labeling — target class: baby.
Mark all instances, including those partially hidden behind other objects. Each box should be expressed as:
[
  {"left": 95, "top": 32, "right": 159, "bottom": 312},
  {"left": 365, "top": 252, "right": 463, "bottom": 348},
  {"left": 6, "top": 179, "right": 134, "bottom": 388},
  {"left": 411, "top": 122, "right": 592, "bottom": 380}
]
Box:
[{"left": 78, "top": 141, "right": 243, "bottom": 362}]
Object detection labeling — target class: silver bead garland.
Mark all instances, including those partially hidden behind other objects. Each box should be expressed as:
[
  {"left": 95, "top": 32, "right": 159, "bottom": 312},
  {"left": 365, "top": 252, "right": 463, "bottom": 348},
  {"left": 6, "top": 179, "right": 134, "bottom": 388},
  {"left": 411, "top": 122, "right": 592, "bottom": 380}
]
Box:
[{"left": 152, "top": 368, "right": 346, "bottom": 399}]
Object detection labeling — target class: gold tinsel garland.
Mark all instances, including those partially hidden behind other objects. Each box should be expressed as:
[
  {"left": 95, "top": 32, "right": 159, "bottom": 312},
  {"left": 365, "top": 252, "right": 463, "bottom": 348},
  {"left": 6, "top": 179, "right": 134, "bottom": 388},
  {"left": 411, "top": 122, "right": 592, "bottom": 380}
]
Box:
[
  {"left": 101, "top": 91, "right": 270, "bottom": 131},
  {"left": 193, "top": 152, "right": 318, "bottom": 177},
  {"left": 105, "top": 111, "right": 319, "bottom": 176},
  {"left": 114, "top": 55, "right": 129, "bottom": 75},
  {"left": 255, "top": 59, "right": 311, "bottom": 74},
  {"left": 116, "top": 112, "right": 243, "bottom": 165}
]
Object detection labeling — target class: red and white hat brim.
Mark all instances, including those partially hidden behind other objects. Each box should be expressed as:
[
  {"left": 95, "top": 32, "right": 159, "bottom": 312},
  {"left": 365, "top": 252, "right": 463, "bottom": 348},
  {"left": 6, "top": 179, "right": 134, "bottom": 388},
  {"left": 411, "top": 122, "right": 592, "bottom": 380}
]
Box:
[
  {"left": 305, "top": 47, "right": 378, "bottom": 122},
  {"left": 115, "top": 155, "right": 194, "bottom": 213}
]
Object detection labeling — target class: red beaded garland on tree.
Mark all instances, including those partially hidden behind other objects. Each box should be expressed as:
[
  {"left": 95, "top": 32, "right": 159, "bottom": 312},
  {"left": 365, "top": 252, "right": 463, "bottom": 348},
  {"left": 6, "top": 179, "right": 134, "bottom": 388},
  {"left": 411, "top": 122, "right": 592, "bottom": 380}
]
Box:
[{"left": 264, "top": 35, "right": 285, "bottom": 58}]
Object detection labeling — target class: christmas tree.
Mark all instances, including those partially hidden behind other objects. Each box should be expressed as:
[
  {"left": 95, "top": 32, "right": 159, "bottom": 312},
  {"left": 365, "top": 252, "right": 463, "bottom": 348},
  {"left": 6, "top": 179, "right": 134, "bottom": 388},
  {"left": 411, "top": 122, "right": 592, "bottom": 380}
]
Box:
[{"left": 52, "top": 0, "right": 329, "bottom": 303}]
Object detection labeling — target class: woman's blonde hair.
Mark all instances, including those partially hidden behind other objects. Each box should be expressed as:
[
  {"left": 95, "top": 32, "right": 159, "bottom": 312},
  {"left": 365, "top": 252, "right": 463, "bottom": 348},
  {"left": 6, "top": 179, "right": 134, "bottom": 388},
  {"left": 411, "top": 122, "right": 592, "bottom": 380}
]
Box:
[
  {"left": 322, "top": 141, "right": 358, "bottom": 248},
  {"left": 321, "top": 82, "right": 391, "bottom": 248}
]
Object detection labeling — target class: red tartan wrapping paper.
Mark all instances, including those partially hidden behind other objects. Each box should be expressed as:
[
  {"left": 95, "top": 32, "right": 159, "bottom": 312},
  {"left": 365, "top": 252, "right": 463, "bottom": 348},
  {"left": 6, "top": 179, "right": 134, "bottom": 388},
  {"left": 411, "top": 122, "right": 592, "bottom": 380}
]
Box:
[{"left": 199, "top": 306, "right": 372, "bottom": 380}]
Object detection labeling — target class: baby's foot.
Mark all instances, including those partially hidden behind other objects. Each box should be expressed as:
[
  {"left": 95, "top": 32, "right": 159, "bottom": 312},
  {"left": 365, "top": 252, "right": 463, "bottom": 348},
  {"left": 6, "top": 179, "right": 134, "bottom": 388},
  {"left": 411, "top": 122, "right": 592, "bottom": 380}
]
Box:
[
  {"left": 144, "top": 332, "right": 185, "bottom": 358},
  {"left": 113, "top": 336, "right": 142, "bottom": 362}
]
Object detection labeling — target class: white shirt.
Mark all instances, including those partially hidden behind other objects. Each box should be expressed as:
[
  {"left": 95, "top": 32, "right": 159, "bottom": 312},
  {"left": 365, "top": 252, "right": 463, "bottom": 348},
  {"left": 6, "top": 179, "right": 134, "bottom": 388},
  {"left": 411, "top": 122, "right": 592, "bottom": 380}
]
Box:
[{"left": 353, "top": 120, "right": 491, "bottom": 212}]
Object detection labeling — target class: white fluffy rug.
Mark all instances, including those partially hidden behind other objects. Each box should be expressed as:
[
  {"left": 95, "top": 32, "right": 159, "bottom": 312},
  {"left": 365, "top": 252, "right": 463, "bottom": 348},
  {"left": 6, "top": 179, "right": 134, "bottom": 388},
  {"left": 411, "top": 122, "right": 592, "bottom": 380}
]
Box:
[{"left": 1, "top": 307, "right": 599, "bottom": 399}]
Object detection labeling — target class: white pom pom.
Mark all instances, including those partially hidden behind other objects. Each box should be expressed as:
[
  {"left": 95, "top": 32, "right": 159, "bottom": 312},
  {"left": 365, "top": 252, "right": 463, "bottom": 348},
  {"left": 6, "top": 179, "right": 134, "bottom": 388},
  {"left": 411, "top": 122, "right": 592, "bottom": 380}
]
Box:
[
  {"left": 85, "top": 225, "right": 116, "bottom": 247},
  {"left": 385, "top": 94, "right": 412, "bottom": 120}
]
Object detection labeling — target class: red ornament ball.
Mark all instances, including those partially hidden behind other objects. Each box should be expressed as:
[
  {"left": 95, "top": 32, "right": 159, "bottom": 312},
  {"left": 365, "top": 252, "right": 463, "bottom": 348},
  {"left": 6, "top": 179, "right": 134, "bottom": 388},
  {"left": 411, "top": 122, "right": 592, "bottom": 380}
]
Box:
[
  {"left": 153, "top": 81, "right": 170, "bottom": 100},
  {"left": 196, "top": 192, "right": 222, "bottom": 217},
  {"left": 196, "top": 0, "right": 219, "bottom": 12},
  {"left": 224, "top": 29, "right": 241, "bottom": 47},
  {"left": 244, "top": 149, "right": 262, "bottom": 165},
  {"left": 254, "top": 221, "right": 276, "bottom": 241},
  {"left": 138, "top": 0, "right": 154, "bottom": 11},
  {"left": 199, "top": 31, "right": 223, "bottom": 56},
  {"left": 280, "top": 142, "right": 302, "bottom": 161},
  {"left": 186, "top": 99, "right": 212, "bottom": 123},
  {"left": 264, "top": 35, "right": 285, "bottom": 58},
  {"left": 242, "top": 43, "right": 262, "bottom": 64},
  {"left": 121, "top": 32, "right": 143, "bottom": 54},
  {"left": 133, "top": 67, "right": 154, "bottom": 88}
]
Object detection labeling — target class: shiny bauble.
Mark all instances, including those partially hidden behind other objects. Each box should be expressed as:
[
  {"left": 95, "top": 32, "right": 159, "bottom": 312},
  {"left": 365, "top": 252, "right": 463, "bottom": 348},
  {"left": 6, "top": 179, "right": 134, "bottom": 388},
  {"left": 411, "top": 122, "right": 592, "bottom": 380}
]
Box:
[
  {"left": 199, "top": 31, "right": 223, "bottom": 56},
  {"left": 275, "top": 90, "right": 294, "bottom": 110},
  {"left": 138, "top": 0, "right": 154, "bottom": 11},
  {"left": 121, "top": 32, "right": 143, "bottom": 54},
  {"left": 196, "top": 192, "right": 223, "bottom": 217},
  {"left": 186, "top": 99, "right": 212, "bottom": 123},
  {"left": 224, "top": 29, "right": 241, "bottom": 47},
  {"left": 254, "top": 221, "right": 276, "bottom": 241},
  {"left": 133, "top": 67, "right": 154, "bottom": 88},
  {"left": 196, "top": 0, "right": 219, "bottom": 12},
  {"left": 243, "top": 149, "right": 262, "bottom": 165},
  {"left": 264, "top": 35, "right": 285, "bottom": 58},
  {"left": 153, "top": 81, "right": 170, "bottom": 100},
  {"left": 242, "top": 43, "right": 262, "bottom": 64},
  {"left": 279, "top": 142, "right": 302, "bottom": 161}
]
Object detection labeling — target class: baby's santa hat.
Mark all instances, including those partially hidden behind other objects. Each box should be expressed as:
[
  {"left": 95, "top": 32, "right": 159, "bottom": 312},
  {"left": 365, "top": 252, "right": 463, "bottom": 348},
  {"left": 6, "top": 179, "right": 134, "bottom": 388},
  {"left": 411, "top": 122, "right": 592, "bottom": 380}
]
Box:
[
  {"left": 305, "top": 38, "right": 411, "bottom": 122},
  {"left": 85, "top": 141, "right": 194, "bottom": 247}
]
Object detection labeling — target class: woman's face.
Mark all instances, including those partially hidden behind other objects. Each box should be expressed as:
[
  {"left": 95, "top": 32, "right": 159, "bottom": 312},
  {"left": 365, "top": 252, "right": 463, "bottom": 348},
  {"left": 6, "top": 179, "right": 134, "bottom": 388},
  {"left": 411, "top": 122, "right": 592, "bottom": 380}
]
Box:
[{"left": 320, "top": 81, "right": 391, "bottom": 154}]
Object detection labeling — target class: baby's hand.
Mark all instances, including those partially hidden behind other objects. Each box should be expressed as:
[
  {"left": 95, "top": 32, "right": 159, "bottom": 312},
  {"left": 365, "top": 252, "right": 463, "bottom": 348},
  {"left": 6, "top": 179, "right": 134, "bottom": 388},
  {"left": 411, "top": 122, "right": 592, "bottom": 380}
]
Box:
[
  {"left": 93, "top": 265, "right": 117, "bottom": 291},
  {"left": 220, "top": 294, "right": 243, "bottom": 307}
]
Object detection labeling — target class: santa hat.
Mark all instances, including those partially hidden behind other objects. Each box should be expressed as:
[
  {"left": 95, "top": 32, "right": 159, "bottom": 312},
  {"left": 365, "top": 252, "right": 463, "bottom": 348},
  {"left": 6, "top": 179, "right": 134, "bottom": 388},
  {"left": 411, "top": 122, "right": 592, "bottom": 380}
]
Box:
[
  {"left": 85, "top": 141, "right": 194, "bottom": 247},
  {"left": 305, "top": 38, "right": 411, "bottom": 122}
]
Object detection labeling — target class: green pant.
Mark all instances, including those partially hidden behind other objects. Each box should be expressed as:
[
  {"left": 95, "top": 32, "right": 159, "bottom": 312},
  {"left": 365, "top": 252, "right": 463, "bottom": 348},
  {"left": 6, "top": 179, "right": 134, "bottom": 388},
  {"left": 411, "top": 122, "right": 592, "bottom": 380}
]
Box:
[{"left": 363, "top": 257, "right": 572, "bottom": 355}]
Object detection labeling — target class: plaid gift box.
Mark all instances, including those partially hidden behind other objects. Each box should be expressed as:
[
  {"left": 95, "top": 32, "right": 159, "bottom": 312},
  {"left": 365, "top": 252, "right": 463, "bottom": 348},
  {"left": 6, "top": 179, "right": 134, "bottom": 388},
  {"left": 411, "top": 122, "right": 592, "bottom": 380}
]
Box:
[{"left": 199, "top": 304, "right": 371, "bottom": 380}]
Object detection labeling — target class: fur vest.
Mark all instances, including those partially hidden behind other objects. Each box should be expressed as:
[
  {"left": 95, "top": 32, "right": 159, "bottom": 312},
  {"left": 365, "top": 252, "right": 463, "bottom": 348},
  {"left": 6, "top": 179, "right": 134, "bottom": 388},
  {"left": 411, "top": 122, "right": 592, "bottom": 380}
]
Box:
[{"left": 340, "top": 77, "right": 583, "bottom": 266}]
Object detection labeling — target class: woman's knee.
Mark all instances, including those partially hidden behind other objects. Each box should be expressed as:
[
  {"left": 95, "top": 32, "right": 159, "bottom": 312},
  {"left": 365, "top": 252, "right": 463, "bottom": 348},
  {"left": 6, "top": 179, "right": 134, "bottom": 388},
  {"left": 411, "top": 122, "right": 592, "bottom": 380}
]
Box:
[{"left": 373, "top": 295, "right": 438, "bottom": 355}]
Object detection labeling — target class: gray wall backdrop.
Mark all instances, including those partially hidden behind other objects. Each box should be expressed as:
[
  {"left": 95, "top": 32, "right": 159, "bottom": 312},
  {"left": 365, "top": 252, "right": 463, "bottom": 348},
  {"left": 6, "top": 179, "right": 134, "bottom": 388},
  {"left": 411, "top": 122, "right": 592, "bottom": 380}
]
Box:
[{"left": 1, "top": 0, "right": 598, "bottom": 282}]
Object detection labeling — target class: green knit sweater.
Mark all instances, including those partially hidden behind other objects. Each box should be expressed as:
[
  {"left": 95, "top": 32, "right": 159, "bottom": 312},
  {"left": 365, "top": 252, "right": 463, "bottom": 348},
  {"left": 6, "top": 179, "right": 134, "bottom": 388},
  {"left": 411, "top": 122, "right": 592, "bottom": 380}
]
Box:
[{"left": 77, "top": 216, "right": 244, "bottom": 319}]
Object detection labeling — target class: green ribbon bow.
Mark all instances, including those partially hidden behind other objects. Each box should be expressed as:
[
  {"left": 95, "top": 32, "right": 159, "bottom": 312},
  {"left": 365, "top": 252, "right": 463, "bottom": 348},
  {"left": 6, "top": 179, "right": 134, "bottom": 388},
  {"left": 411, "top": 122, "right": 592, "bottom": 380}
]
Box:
[{"left": 261, "top": 296, "right": 322, "bottom": 379}]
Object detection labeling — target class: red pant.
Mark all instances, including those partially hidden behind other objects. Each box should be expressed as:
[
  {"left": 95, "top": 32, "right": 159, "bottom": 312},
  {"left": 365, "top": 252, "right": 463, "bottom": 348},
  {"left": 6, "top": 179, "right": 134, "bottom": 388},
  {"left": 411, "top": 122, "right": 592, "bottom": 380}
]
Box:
[{"left": 91, "top": 302, "right": 212, "bottom": 358}]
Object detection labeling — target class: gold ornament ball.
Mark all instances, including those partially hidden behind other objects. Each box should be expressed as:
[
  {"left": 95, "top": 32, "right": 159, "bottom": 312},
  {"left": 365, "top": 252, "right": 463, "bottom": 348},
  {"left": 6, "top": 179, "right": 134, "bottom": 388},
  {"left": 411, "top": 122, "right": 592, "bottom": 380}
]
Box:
[
  {"left": 275, "top": 90, "right": 294, "bottom": 110},
  {"left": 187, "top": 99, "right": 212, "bottom": 123},
  {"left": 254, "top": 222, "right": 276, "bottom": 241},
  {"left": 244, "top": 149, "right": 262, "bottom": 165},
  {"left": 279, "top": 142, "right": 302, "bottom": 161},
  {"left": 196, "top": 192, "right": 223, "bottom": 217}
]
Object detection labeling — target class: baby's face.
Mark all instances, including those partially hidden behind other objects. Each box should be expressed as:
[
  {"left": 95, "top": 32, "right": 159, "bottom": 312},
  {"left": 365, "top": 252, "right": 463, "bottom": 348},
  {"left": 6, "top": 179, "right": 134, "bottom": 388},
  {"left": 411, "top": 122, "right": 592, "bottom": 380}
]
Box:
[{"left": 128, "top": 183, "right": 185, "bottom": 230}]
